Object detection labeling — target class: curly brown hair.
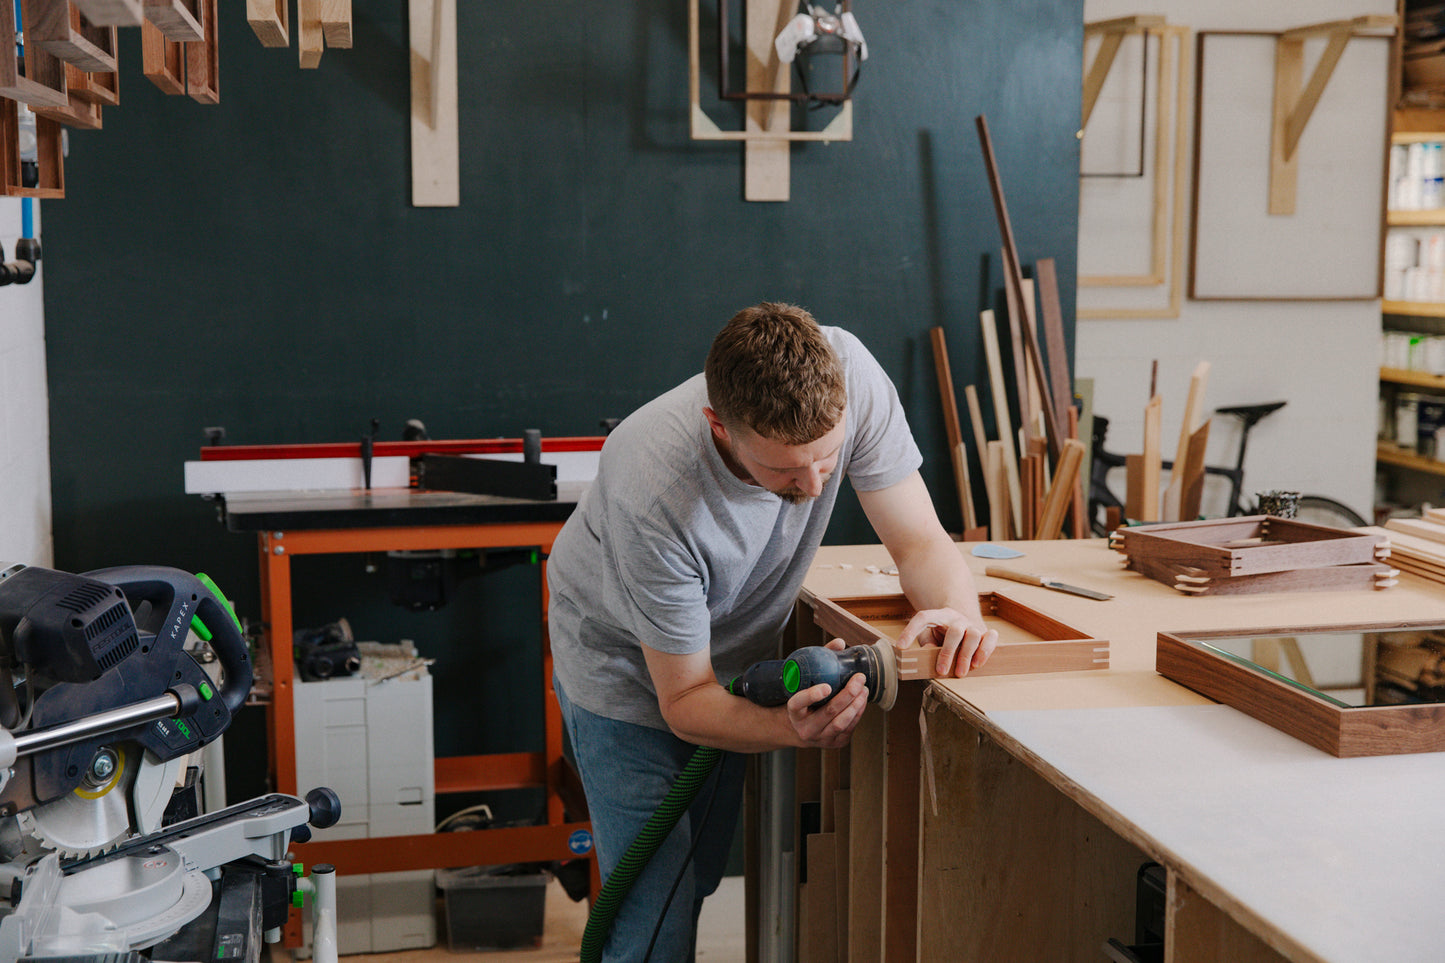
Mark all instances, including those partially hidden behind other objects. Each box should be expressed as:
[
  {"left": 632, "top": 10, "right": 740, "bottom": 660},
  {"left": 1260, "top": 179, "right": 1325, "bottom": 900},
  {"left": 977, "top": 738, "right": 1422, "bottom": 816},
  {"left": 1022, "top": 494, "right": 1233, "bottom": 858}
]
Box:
[{"left": 704, "top": 303, "right": 846, "bottom": 444}]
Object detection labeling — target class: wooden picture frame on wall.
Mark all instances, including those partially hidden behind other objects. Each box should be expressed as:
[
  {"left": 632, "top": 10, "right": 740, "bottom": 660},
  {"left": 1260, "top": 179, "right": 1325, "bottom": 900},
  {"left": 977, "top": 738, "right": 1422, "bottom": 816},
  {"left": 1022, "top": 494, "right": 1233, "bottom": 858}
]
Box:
[
  {"left": 1189, "top": 31, "right": 1390, "bottom": 300},
  {"left": 1077, "top": 24, "right": 1190, "bottom": 320}
]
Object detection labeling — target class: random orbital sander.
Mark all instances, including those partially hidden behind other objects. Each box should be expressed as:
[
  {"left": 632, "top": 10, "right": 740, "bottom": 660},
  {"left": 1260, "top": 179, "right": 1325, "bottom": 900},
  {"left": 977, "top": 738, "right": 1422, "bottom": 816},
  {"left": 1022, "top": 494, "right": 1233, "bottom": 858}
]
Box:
[{"left": 728, "top": 639, "right": 900, "bottom": 711}]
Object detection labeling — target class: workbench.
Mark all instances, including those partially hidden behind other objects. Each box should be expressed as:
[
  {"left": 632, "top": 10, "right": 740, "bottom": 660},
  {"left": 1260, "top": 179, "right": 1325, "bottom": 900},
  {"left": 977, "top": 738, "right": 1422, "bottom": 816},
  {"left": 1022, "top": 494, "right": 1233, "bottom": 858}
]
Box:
[
  {"left": 219, "top": 484, "right": 597, "bottom": 943},
  {"left": 780, "top": 538, "right": 1445, "bottom": 963}
]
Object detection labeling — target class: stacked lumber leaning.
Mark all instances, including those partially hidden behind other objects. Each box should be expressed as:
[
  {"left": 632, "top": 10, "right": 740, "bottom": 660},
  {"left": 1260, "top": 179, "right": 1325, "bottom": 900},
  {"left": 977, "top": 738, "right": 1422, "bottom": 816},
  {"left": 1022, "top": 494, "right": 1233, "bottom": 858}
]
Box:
[{"left": 1109, "top": 515, "right": 1395, "bottom": 596}]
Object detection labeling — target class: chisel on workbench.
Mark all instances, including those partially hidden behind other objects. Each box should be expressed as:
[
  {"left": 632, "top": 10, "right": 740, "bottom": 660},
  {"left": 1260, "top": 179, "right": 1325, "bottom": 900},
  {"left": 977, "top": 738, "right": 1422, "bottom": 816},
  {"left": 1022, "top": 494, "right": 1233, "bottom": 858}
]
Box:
[{"left": 984, "top": 565, "right": 1114, "bottom": 600}]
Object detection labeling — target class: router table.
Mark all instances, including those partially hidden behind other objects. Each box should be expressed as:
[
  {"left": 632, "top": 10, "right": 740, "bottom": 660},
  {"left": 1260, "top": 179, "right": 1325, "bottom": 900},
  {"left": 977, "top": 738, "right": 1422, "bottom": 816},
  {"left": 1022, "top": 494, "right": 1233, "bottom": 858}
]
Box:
[
  {"left": 774, "top": 537, "right": 1445, "bottom": 963},
  {"left": 218, "top": 480, "right": 597, "bottom": 945}
]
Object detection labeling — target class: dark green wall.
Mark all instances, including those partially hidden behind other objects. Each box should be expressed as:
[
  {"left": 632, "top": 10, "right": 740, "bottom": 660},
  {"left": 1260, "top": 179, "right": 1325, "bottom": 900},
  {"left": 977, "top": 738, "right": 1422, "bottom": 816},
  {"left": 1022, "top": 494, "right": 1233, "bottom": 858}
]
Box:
[{"left": 41, "top": 0, "right": 1081, "bottom": 804}]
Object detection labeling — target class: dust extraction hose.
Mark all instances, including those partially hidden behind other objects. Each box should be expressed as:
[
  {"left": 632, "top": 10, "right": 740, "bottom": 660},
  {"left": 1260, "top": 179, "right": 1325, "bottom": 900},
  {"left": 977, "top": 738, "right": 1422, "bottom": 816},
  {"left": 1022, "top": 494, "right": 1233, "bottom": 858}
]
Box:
[{"left": 579, "top": 744, "right": 723, "bottom": 963}]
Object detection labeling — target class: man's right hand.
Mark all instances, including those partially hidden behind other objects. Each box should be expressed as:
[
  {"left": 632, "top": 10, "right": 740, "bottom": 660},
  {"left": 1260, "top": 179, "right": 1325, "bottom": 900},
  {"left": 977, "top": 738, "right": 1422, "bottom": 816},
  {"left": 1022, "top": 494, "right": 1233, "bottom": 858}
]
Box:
[{"left": 784, "top": 639, "right": 869, "bottom": 749}]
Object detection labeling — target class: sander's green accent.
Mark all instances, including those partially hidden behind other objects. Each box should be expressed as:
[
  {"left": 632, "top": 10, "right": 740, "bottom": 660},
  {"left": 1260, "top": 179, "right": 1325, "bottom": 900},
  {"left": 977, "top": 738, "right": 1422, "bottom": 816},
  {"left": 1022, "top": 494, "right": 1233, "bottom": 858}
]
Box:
[
  {"left": 579, "top": 744, "right": 723, "bottom": 963},
  {"left": 783, "top": 660, "right": 801, "bottom": 693}
]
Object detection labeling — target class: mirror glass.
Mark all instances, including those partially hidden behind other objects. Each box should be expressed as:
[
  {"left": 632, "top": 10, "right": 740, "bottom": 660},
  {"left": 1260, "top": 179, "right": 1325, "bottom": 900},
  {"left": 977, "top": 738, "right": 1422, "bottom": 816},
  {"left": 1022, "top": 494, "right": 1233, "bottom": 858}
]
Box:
[{"left": 1181, "top": 626, "right": 1445, "bottom": 708}]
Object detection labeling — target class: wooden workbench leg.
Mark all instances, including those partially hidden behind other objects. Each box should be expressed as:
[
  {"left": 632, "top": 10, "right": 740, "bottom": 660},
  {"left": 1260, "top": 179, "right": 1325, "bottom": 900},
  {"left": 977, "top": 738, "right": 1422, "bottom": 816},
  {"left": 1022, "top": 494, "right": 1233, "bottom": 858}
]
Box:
[{"left": 917, "top": 705, "right": 1143, "bottom": 962}]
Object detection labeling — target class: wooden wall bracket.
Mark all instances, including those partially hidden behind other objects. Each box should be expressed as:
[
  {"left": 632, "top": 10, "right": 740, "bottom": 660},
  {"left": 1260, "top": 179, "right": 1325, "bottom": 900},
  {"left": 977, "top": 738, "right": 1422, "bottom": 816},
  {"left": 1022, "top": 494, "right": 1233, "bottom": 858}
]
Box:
[
  {"left": 1268, "top": 15, "right": 1396, "bottom": 215},
  {"left": 409, "top": 0, "right": 459, "bottom": 206},
  {"left": 71, "top": 0, "right": 141, "bottom": 26},
  {"left": 142, "top": 0, "right": 203, "bottom": 42},
  {"left": 1080, "top": 14, "right": 1166, "bottom": 131},
  {"left": 246, "top": 0, "right": 288, "bottom": 47}
]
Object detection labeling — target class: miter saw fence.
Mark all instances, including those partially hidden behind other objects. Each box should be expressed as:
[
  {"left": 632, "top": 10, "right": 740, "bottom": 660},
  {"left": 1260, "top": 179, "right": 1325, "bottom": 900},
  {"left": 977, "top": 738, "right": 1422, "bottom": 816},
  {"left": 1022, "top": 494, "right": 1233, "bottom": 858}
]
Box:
[{"left": 0, "top": 563, "right": 343, "bottom": 963}]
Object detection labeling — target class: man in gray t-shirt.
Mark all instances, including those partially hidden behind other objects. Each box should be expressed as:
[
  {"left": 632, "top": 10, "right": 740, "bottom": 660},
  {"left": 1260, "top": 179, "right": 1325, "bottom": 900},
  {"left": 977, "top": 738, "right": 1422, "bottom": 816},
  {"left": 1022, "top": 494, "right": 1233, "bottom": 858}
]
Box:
[{"left": 549, "top": 303, "right": 995, "bottom": 961}]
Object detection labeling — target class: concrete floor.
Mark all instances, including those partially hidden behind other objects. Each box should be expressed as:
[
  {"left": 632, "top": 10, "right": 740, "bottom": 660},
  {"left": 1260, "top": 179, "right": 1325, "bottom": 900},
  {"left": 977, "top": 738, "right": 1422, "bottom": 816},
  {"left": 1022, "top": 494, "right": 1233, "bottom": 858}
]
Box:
[{"left": 287, "top": 875, "right": 747, "bottom": 963}]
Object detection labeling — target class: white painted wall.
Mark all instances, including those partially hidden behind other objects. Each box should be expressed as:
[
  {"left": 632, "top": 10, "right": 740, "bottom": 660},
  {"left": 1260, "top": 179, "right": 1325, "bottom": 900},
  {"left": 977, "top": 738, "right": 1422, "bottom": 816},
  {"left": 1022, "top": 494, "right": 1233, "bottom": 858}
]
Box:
[
  {"left": 1077, "top": 0, "right": 1395, "bottom": 521},
  {"left": 0, "top": 198, "right": 51, "bottom": 566}
]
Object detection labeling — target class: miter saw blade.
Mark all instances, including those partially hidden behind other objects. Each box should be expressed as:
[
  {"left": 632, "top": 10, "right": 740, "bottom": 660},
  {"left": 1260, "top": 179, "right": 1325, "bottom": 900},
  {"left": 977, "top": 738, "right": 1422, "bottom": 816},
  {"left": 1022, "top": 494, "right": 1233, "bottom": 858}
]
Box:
[{"left": 21, "top": 744, "right": 146, "bottom": 857}]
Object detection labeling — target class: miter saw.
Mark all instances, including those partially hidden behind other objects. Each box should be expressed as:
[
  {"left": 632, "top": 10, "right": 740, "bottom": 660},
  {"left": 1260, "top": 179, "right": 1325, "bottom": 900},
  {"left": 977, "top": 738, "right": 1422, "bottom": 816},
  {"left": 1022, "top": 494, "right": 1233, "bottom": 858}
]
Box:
[{"left": 0, "top": 562, "right": 341, "bottom": 963}]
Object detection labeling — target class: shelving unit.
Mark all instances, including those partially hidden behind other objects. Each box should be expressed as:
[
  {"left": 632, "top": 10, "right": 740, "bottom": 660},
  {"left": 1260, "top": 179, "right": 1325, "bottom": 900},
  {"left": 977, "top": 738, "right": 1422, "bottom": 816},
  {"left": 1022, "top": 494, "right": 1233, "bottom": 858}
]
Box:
[{"left": 1379, "top": 109, "right": 1445, "bottom": 507}]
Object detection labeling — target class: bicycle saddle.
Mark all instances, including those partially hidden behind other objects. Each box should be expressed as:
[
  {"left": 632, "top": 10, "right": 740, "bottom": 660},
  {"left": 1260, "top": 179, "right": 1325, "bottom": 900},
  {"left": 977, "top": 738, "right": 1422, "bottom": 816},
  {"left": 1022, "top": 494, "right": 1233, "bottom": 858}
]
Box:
[{"left": 1214, "top": 401, "right": 1287, "bottom": 427}]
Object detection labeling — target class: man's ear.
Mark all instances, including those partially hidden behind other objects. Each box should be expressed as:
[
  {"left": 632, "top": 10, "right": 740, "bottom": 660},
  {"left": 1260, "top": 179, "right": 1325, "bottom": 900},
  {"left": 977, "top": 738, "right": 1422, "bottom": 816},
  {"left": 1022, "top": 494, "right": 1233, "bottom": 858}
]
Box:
[{"left": 702, "top": 407, "right": 730, "bottom": 443}]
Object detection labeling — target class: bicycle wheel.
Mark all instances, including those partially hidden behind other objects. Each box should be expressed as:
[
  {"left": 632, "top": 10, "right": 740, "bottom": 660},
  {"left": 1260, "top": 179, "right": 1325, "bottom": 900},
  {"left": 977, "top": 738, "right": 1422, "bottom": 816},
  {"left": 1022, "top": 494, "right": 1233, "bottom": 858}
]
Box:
[{"left": 1293, "top": 495, "right": 1369, "bottom": 529}]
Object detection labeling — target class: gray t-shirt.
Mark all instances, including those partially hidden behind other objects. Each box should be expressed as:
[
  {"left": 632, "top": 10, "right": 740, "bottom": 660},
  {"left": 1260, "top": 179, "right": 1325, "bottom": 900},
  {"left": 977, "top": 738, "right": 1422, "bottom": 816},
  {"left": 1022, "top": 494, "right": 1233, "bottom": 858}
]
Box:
[{"left": 548, "top": 327, "right": 921, "bottom": 730}]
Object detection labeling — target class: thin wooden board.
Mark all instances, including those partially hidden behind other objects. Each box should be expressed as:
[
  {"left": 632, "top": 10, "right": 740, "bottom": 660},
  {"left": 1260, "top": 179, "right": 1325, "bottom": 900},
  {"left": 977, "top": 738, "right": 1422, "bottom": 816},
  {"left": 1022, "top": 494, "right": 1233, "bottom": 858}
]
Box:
[
  {"left": 1117, "top": 515, "right": 1386, "bottom": 579},
  {"left": 800, "top": 589, "right": 1110, "bottom": 679},
  {"left": 142, "top": 0, "right": 202, "bottom": 42},
  {"left": 1157, "top": 625, "right": 1445, "bottom": 756},
  {"left": 409, "top": 0, "right": 459, "bottom": 206}
]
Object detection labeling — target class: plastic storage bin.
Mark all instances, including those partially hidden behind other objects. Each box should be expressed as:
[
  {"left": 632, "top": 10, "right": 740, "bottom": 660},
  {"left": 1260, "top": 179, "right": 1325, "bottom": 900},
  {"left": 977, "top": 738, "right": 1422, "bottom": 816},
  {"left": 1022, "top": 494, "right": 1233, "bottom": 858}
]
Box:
[{"left": 438, "top": 866, "right": 549, "bottom": 951}]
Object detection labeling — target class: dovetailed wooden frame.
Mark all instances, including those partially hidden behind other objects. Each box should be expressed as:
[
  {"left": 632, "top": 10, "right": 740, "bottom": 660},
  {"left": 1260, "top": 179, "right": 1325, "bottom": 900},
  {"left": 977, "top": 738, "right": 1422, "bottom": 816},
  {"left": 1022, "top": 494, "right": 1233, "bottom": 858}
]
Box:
[
  {"left": 1112, "top": 515, "right": 1389, "bottom": 579},
  {"left": 1157, "top": 622, "right": 1445, "bottom": 756},
  {"left": 799, "top": 589, "right": 1109, "bottom": 679}
]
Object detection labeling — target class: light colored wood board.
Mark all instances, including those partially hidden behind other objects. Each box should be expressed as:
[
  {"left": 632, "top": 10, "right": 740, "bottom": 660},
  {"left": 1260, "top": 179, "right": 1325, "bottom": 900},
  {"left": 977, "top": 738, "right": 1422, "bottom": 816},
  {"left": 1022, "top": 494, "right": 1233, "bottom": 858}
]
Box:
[
  {"left": 321, "top": 0, "right": 352, "bottom": 47},
  {"left": 298, "top": 0, "right": 324, "bottom": 67},
  {"left": 1190, "top": 32, "right": 1387, "bottom": 299},
  {"left": 72, "top": 0, "right": 142, "bottom": 25},
  {"left": 185, "top": 0, "right": 218, "bottom": 104},
  {"left": 1385, "top": 516, "right": 1445, "bottom": 547},
  {"left": 1142, "top": 394, "right": 1162, "bottom": 521},
  {"left": 33, "top": 0, "right": 118, "bottom": 73},
  {"left": 846, "top": 707, "right": 884, "bottom": 962},
  {"left": 1037, "top": 437, "right": 1085, "bottom": 539},
  {"left": 987, "top": 440, "right": 1009, "bottom": 541},
  {"left": 409, "top": 0, "right": 458, "bottom": 206},
  {"left": 743, "top": 0, "right": 791, "bottom": 202},
  {"left": 1423, "top": 507, "right": 1445, "bottom": 526},
  {"left": 980, "top": 310, "right": 1022, "bottom": 536},
  {"left": 881, "top": 683, "right": 922, "bottom": 962},
  {"left": 1003, "top": 268, "right": 1034, "bottom": 443},
  {"left": 917, "top": 701, "right": 1142, "bottom": 962},
  {"left": 140, "top": 18, "right": 184, "bottom": 95},
  {"left": 246, "top": 0, "right": 287, "bottom": 46},
  {"left": 952, "top": 442, "right": 976, "bottom": 531},
  {"left": 142, "top": 0, "right": 202, "bottom": 42},
  {"left": 1157, "top": 630, "right": 1445, "bottom": 757}
]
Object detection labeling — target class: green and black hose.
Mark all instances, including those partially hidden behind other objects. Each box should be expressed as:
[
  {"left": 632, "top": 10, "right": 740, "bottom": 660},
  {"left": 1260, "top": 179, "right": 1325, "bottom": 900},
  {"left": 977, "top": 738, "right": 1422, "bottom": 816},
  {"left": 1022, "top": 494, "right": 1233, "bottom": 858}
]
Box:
[{"left": 579, "top": 744, "right": 723, "bottom": 963}]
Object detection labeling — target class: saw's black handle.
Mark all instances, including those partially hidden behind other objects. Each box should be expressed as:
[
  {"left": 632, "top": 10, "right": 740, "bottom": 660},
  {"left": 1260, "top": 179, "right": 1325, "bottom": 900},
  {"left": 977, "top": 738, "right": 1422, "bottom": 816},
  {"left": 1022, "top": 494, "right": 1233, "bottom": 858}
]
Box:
[{"left": 85, "top": 565, "right": 253, "bottom": 715}]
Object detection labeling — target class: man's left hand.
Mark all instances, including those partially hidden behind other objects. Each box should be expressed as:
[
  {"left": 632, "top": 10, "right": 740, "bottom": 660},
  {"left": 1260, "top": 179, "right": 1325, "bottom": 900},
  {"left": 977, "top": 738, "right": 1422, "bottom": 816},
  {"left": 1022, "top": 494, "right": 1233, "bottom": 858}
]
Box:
[{"left": 894, "top": 607, "right": 998, "bottom": 678}]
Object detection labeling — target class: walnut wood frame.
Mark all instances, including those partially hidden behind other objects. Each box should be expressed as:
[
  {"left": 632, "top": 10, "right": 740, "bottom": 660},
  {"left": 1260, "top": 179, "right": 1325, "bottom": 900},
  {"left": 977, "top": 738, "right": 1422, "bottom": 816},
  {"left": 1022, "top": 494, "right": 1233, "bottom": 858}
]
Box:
[
  {"left": 1112, "top": 515, "right": 1389, "bottom": 580},
  {"left": 798, "top": 589, "right": 1109, "bottom": 679},
  {"left": 1157, "top": 622, "right": 1445, "bottom": 756}
]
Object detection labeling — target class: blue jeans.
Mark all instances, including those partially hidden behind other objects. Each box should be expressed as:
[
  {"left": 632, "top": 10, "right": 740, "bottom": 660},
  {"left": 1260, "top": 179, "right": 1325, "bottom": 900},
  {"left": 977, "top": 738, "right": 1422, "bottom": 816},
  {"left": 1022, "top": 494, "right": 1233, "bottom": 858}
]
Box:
[{"left": 555, "top": 678, "right": 745, "bottom": 963}]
